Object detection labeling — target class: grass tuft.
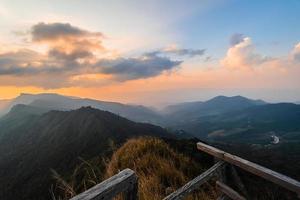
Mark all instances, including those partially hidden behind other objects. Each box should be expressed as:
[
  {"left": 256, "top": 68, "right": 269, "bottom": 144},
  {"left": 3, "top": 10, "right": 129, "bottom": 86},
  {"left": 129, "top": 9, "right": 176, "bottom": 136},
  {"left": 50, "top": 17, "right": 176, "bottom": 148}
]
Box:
[{"left": 106, "top": 137, "right": 217, "bottom": 200}]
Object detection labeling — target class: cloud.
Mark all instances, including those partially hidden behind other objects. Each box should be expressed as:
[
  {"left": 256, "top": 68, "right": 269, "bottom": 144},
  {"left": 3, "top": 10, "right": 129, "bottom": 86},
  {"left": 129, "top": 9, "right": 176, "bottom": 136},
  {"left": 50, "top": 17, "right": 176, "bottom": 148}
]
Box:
[
  {"left": 0, "top": 22, "right": 190, "bottom": 88},
  {"left": 204, "top": 56, "right": 211, "bottom": 62},
  {"left": 0, "top": 49, "right": 45, "bottom": 75},
  {"left": 229, "top": 33, "right": 244, "bottom": 46},
  {"left": 163, "top": 47, "right": 205, "bottom": 57},
  {"left": 221, "top": 36, "right": 270, "bottom": 70},
  {"left": 146, "top": 46, "right": 206, "bottom": 57},
  {"left": 95, "top": 54, "right": 182, "bottom": 80},
  {"left": 291, "top": 42, "right": 300, "bottom": 62},
  {"left": 48, "top": 48, "right": 92, "bottom": 60},
  {"left": 0, "top": 49, "right": 181, "bottom": 87},
  {"left": 0, "top": 48, "right": 82, "bottom": 77},
  {"left": 31, "top": 22, "right": 102, "bottom": 42},
  {"left": 31, "top": 22, "right": 105, "bottom": 56}
]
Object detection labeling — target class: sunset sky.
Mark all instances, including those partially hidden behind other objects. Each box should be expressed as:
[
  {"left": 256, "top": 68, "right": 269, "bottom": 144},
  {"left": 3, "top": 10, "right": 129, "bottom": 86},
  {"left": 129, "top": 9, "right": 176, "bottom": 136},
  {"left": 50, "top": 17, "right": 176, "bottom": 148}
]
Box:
[{"left": 0, "top": 0, "right": 300, "bottom": 105}]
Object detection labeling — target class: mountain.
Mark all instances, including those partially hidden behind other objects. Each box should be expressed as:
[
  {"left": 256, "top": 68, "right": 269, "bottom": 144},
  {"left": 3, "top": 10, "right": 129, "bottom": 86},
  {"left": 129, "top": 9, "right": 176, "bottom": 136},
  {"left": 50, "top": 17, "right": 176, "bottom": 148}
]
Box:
[
  {"left": 0, "top": 93, "right": 161, "bottom": 123},
  {"left": 162, "top": 95, "right": 266, "bottom": 124},
  {"left": 0, "top": 94, "right": 299, "bottom": 199},
  {"left": 0, "top": 105, "right": 172, "bottom": 200},
  {"left": 2, "top": 104, "right": 49, "bottom": 119},
  {"left": 0, "top": 93, "right": 75, "bottom": 115},
  {"left": 162, "top": 101, "right": 203, "bottom": 115},
  {"left": 0, "top": 94, "right": 267, "bottom": 126},
  {"left": 0, "top": 99, "right": 10, "bottom": 111},
  {"left": 169, "top": 102, "right": 300, "bottom": 142},
  {"left": 207, "top": 103, "right": 300, "bottom": 143}
]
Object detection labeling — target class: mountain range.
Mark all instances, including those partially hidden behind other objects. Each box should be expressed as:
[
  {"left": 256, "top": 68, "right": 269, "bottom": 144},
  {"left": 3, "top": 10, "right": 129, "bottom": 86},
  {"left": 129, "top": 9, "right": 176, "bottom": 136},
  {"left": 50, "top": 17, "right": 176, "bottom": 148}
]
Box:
[
  {"left": 161, "top": 95, "right": 266, "bottom": 123},
  {"left": 1, "top": 93, "right": 300, "bottom": 143},
  {"left": 163, "top": 95, "right": 266, "bottom": 115},
  {"left": 0, "top": 93, "right": 161, "bottom": 124}
]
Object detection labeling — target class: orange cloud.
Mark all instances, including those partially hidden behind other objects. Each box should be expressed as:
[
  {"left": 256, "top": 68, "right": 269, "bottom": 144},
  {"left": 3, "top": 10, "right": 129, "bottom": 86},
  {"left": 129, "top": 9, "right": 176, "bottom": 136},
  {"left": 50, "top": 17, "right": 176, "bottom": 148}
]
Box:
[{"left": 0, "top": 22, "right": 188, "bottom": 89}]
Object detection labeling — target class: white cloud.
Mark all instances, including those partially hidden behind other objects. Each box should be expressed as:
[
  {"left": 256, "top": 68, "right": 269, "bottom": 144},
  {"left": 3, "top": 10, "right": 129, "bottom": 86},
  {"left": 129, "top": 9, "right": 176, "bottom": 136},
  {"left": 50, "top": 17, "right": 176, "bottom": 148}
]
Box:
[
  {"left": 291, "top": 42, "right": 300, "bottom": 62},
  {"left": 221, "top": 37, "right": 270, "bottom": 70}
]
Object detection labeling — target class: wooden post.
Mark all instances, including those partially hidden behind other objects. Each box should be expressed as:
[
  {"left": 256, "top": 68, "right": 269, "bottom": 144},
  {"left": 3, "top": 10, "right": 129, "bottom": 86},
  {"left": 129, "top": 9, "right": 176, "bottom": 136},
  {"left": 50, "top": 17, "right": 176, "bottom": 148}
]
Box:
[{"left": 124, "top": 179, "right": 138, "bottom": 200}]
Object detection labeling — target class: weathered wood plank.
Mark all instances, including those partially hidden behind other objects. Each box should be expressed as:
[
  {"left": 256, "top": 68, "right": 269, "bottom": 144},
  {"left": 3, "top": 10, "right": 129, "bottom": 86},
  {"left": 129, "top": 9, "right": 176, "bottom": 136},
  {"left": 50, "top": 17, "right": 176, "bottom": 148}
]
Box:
[
  {"left": 197, "top": 142, "right": 300, "bottom": 196},
  {"left": 216, "top": 181, "right": 246, "bottom": 200},
  {"left": 163, "top": 161, "right": 225, "bottom": 200},
  {"left": 70, "top": 168, "right": 138, "bottom": 200}
]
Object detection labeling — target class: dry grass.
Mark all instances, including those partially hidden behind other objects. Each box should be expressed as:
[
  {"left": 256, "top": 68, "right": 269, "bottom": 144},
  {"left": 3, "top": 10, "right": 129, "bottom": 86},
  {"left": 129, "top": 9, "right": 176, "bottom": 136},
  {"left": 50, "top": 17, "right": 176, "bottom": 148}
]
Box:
[
  {"left": 106, "top": 137, "right": 217, "bottom": 200},
  {"left": 51, "top": 137, "right": 217, "bottom": 200},
  {"left": 51, "top": 157, "right": 106, "bottom": 200}
]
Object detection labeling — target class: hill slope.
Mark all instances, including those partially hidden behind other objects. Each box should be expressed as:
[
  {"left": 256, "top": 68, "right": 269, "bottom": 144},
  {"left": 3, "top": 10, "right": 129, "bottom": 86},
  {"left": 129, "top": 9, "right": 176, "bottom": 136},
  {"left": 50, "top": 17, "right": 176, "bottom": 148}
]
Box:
[{"left": 0, "top": 106, "right": 171, "bottom": 200}]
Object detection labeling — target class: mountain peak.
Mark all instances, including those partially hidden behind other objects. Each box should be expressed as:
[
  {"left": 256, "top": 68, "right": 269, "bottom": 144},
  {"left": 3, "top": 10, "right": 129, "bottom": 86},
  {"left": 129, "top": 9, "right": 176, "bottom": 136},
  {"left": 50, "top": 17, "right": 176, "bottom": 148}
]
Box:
[
  {"left": 209, "top": 95, "right": 247, "bottom": 101},
  {"left": 207, "top": 95, "right": 265, "bottom": 105},
  {"left": 67, "top": 106, "right": 105, "bottom": 115}
]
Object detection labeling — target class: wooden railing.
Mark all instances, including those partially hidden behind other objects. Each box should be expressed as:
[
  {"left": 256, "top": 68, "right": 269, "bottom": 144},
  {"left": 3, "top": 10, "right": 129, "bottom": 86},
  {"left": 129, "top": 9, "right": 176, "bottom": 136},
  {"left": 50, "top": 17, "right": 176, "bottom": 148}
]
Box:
[
  {"left": 163, "top": 160, "right": 225, "bottom": 200},
  {"left": 70, "top": 168, "right": 138, "bottom": 200},
  {"left": 197, "top": 141, "right": 300, "bottom": 198},
  {"left": 164, "top": 142, "right": 300, "bottom": 200},
  {"left": 70, "top": 142, "right": 300, "bottom": 200}
]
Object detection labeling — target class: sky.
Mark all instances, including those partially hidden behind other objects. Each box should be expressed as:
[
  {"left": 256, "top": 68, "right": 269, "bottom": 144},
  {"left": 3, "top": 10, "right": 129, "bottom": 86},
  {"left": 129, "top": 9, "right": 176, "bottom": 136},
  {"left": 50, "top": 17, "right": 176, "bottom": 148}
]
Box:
[{"left": 0, "top": 0, "right": 300, "bottom": 106}]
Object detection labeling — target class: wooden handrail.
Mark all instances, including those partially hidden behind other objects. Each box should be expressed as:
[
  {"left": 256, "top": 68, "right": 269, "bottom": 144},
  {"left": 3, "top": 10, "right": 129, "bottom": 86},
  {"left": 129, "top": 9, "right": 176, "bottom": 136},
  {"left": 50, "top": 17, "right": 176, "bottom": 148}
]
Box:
[
  {"left": 70, "top": 168, "right": 138, "bottom": 200},
  {"left": 197, "top": 142, "right": 300, "bottom": 197},
  {"left": 163, "top": 161, "right": 225, "bottom": 200}
]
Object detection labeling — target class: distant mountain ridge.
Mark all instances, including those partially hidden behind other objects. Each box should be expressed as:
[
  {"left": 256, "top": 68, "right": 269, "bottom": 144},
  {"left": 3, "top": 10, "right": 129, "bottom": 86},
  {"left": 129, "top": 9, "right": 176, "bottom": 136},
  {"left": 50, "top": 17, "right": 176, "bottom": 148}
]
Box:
[
  {"left": 0, "top": 93, "right": 161, "bottom": 123},
  {"left": 161, "top": 95, "right": 267, "bottom": 123},
  {"left": 168, "top": 102, "right": 300, "bottom": 142},
  {"left": 0, "top": 94, "right": 268, "bottom": 122}
]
